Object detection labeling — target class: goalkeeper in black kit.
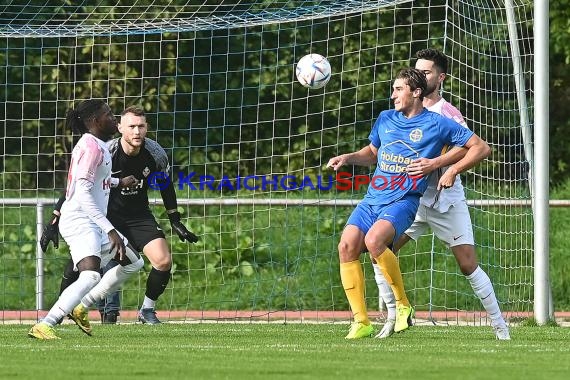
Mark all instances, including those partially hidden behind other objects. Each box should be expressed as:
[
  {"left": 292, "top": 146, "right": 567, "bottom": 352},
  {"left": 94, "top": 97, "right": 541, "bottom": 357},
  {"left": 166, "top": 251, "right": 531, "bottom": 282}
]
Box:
[{"left": 41, "top": 105, "right": 199, "bottom": 325}]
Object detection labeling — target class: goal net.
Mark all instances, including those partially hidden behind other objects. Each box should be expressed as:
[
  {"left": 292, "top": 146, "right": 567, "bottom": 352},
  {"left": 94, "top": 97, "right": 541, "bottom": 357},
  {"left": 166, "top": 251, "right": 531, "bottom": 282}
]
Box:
[{"left": 0, "top": 0, "right": 534, "bottom": 325}]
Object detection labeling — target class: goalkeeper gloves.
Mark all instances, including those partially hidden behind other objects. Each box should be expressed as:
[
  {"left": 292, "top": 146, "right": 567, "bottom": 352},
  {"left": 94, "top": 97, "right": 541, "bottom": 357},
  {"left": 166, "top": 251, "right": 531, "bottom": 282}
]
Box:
[
  {"left": 40, "top": 211, "right": 60, "bottom": 252},
  {"left": 168, "top": 211, "right": 199, "bottom": 243}
]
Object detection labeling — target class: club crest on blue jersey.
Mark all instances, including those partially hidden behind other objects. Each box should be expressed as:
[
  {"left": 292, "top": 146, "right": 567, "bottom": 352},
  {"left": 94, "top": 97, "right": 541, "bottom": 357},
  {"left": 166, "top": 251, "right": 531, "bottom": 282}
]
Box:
[{"left": 409, "top": 128, "right": 422, "bottom": 142}]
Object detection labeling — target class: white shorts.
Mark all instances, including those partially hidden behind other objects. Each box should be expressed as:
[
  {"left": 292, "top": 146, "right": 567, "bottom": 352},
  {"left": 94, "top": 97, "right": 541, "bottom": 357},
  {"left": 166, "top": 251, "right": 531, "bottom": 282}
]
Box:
[
  {"left": 404, "top": 200, "right": 474, "bottom": 247},
  {"left": 60, "top": 217, "right": 128, "bottom": 270}
]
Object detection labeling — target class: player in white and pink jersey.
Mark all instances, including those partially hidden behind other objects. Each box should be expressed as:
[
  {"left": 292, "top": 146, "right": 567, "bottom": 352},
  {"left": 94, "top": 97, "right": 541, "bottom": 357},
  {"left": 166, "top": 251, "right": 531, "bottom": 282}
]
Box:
[
  {"left": 59, "top": 130, "right": 116, "bottom": 242},
  {"left": 29, "top": 100, "right": 143, "bottom": 340},
  {"left": 418, "top": 97, "right": 469, "bottom": 212},
  {"left": 372, "top": 49, "right": 510, "bottom": 340}
]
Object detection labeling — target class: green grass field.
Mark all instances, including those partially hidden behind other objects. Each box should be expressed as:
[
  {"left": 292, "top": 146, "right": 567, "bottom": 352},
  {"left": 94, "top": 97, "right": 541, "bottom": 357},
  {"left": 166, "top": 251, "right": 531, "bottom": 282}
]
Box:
[
  {"left": 2, "top": 186, "right": 570, "bottom": 379},
  {"left": 1, "top": 323, "right": 569, "bottom": 380}
]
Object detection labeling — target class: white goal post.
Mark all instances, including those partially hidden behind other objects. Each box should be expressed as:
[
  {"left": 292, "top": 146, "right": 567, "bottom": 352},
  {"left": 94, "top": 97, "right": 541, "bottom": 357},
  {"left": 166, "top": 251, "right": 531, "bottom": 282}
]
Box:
[{"left": 0, "top": 0, "right": 545, "bottom": 325}]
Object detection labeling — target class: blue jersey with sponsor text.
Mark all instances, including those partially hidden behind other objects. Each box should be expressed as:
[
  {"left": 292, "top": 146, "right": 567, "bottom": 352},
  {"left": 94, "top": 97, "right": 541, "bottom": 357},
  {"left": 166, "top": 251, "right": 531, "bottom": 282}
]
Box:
[{"left": 365, "top": 108, "right": 474, "bottom": 206}]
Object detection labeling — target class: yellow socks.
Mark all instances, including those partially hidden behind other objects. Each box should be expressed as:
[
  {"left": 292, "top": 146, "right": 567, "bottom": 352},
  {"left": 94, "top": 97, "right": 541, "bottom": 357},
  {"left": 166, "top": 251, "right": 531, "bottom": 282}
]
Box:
[
  {"left": 340, "top": 260, "right": 370, "bottom": 325},
  {"left": 377, "top": 248, "right": 410, "bottom": 307},
  {"left": 340, "top": 249, "right": 408, "bottom": 323}
]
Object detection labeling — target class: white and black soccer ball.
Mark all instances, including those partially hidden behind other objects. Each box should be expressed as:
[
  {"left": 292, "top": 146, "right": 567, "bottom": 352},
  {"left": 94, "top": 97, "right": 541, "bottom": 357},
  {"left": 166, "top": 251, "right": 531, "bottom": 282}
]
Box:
[{"left": 295, "top": 53, "right": 331, "bottom": 89}]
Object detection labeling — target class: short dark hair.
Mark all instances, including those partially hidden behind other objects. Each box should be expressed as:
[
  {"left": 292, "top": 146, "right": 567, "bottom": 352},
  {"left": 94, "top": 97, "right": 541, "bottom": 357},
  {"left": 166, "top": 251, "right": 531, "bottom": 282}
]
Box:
[
  {"left": 415, "top": 48, "right": 448, "bottom": 74},
  {"left": 121, "top": 105, "right": 146, "bottom": 117},
  {"left": 396, "top": 68, "right": 427, "bottom": 100}
]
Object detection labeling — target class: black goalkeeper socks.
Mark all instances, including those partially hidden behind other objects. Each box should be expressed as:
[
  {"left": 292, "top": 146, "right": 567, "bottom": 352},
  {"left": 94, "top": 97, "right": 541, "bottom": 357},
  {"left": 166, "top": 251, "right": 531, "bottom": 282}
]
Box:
[
  {"left": 145, "top": 267, "right": 171, "bottom": 301},
  {"left": 59, "top": 258, "right": 79, "bottom": 294}
]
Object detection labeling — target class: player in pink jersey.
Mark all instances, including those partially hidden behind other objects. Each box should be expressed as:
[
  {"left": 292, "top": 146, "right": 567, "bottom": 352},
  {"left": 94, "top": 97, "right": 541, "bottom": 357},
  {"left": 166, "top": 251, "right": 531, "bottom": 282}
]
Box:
[
  {"left": 372, "top": 49, "right": 510, "bottom": 340},
  {"left": 29, "top": 99, "right": 143, "bottom": 340}
]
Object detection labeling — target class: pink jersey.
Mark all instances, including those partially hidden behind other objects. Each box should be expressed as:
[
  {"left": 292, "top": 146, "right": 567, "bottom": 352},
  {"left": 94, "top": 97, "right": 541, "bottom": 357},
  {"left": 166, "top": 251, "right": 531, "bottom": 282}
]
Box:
[
  {"left": 60, "top": 133, "right": 114, "bottom": 232},
  {"left": 421, "top": 98, "right": 468, "bottom": 212}
]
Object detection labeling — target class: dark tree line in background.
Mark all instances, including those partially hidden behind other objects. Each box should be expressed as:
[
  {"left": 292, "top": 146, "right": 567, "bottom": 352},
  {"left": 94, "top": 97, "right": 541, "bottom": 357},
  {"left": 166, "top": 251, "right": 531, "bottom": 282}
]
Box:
[
  {"left": 0, "top": 1, "right": 567, "bottom": 193},
  {"left": 548, "top": 0, "right": 570, "bottom": 187}
]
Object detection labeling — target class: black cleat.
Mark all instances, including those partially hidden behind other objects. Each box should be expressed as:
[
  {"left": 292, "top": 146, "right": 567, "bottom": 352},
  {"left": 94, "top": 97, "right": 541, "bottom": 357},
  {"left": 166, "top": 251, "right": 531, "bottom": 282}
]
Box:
[
  {"left": 100, "top": 310, "right": 120, "bottom": 324},
  {"left": 138, "top": 308, "right": 161, "bottom": 325}
]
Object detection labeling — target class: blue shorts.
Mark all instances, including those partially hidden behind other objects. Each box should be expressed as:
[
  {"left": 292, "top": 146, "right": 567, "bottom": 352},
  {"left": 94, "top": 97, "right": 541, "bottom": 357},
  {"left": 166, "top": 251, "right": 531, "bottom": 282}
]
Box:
[{"left": 346, "top": 195, "right": 420, "bottom": 244}]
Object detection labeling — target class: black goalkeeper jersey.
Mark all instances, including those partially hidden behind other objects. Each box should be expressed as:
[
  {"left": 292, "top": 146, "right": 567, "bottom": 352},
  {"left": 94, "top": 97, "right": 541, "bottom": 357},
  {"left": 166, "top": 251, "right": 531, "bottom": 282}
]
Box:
[{"left": 106, "top": 137, "right": 170, "bottom": 221}]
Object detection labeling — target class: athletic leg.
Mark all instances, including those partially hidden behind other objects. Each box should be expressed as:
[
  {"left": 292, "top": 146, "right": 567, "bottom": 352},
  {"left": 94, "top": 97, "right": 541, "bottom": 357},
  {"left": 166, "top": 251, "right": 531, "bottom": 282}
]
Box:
[
  {"left": 428, "top": 203, "right": 510, "bottom": 339},
  {"left": 80, "top": 243, "right": 143, "bottom": 308},
  {"left": 140, "top": 238, "right": 171, "bottom": 309},
  {"left": 339, "top": 225, "right": 373, "bottom": 339},
  {"left": 97, "top": 259, "right": 121, "bottom": 323},
  {"left": 59, "top": 257, "right": 79, "bottom": 294}
]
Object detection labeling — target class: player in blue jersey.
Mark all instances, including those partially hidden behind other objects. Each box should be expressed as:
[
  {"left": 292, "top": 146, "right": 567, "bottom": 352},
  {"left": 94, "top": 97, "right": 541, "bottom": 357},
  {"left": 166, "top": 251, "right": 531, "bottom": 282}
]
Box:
[
  {"left": 372, "top": 49, "right": 510, "bottom": 340},
  {"left": 326, "top": 68, "right": 491, "bottom": 339}
]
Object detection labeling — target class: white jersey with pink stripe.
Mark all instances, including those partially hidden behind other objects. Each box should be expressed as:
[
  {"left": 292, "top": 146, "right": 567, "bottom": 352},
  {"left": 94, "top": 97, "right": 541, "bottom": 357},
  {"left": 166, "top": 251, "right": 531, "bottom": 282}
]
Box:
[
  {"left": 60, "top": 133, "right": 113, "bottom": 230},
  {"left": 420, "top": 98, "right": 469, "bottom": 212}
]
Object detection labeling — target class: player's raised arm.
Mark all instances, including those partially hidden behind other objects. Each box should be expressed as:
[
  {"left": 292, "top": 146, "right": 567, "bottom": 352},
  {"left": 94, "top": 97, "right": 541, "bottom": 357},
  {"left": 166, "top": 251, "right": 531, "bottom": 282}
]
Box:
[
  {"left": 326, "top": 143, "right": 378, "bottom": 171},
  {"left": 438, "top": 134, "right": 490, "bottom": 189}
]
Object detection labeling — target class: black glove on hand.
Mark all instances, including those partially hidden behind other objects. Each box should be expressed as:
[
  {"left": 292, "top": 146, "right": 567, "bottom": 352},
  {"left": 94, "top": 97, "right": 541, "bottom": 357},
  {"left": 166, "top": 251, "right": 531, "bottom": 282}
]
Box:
[
  {"left": 40, "top": 212, "right": 60, "bottom": 252},
  {"left": 168, "top": 211, "right": 199, "bottom": 243}
]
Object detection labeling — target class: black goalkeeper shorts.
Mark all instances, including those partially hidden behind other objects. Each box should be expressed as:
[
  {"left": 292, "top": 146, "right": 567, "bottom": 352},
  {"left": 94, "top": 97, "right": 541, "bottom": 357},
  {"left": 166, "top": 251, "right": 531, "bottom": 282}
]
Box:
[{"left": 110, "top": 214, "right": 166, "bottom": 253}]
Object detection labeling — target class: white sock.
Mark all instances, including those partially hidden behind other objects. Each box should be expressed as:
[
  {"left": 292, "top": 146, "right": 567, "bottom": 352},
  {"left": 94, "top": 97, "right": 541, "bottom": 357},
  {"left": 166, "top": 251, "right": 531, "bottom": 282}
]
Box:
[
  {"left": 141, "top": 296, "right": 156, "bottom": 310},
  {"left": 81, "top": 256, "right": 144, "bottom": 308},
  {"left": 43, "top": 270, "right": 101, "bottom": 326},
  {"left": 466, "top": 266, "right": 506, "bottom": 327},
  {"left": 373, "top": 263, "right": 396, "bottom": 321}
]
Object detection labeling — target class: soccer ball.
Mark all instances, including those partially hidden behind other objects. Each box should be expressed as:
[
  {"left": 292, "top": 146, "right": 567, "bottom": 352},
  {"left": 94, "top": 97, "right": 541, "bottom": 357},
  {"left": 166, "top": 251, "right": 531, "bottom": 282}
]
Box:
[{"left": 295, "top": 53, "right": 331, "bottom": 89}]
